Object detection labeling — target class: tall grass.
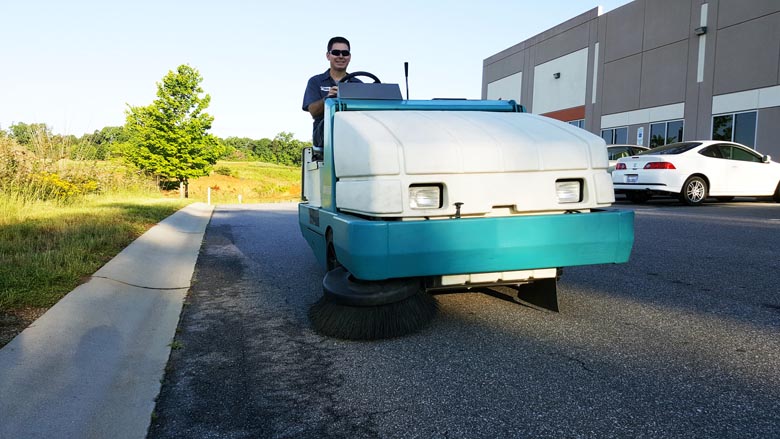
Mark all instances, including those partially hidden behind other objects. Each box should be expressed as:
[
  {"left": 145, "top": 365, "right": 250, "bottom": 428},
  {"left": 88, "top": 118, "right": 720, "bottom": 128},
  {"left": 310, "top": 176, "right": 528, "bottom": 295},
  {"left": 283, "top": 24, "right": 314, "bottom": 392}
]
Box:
[
  {"left": 0, "top": 135, "right": 158, "bottom": 206},
  {"left": 0, "top": 136, "right": 302, "bottom": 315},
  {"left": 0, "top": 135, "right": 190, "bottom": 311}
]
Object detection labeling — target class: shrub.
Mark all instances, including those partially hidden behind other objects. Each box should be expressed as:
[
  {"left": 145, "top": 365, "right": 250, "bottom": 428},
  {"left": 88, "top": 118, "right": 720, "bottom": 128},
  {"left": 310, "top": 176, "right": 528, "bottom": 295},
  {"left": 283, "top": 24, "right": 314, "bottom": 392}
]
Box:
[{"left": 213, "top": 166, "right": 233, "bottom": 177}]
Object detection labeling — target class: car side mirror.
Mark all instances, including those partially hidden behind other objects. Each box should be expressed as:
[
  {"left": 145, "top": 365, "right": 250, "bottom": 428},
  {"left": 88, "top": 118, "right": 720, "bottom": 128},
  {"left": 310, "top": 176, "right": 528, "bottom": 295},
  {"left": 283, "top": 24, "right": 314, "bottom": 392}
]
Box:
[{"left": 762, "top": 154, "right": 771, "bottom": 163}]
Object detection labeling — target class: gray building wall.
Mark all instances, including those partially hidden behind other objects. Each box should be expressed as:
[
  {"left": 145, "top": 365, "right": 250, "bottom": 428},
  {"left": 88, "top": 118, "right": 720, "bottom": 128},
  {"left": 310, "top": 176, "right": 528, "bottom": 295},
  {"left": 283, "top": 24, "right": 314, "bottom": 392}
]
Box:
[{"left": 482, "top": 0, "right": 780, "bottom": 159}]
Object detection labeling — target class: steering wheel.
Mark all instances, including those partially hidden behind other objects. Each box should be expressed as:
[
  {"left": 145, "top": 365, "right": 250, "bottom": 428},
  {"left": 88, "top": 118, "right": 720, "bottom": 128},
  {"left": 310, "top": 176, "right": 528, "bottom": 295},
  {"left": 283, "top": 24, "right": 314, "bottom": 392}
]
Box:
[{"left": 339, "top": 71, "right": 381, "bottom": 83}]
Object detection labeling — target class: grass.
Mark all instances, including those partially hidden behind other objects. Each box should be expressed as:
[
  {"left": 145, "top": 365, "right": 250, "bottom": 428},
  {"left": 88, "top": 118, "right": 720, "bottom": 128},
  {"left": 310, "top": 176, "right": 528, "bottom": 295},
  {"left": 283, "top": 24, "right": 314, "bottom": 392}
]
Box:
[
  {"left": 0, "top": 151, "right": 302, "bottom": 346},
  {"left": 0, "top": 160, "right": 301, "bottom": 312},
  {"left": 185, "top": 161, "right": 301, "bottom": 204},
  {"left": 0, "top": 195, "right": 191, "bottom": 311}
]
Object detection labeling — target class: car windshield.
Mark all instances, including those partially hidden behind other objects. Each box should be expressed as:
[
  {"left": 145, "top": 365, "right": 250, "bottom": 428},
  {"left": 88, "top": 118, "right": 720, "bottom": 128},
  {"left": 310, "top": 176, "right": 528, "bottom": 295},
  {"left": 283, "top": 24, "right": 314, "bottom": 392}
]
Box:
[{"left": 639, "top": 142, "right": 701, "bottom": 155}]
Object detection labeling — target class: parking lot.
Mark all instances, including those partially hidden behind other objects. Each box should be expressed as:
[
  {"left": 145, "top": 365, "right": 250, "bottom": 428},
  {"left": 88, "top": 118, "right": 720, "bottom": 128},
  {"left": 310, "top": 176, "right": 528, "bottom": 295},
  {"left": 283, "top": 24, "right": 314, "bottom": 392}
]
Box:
[{"left": 148, "top": 200, "right": 780, "bottom": 439}]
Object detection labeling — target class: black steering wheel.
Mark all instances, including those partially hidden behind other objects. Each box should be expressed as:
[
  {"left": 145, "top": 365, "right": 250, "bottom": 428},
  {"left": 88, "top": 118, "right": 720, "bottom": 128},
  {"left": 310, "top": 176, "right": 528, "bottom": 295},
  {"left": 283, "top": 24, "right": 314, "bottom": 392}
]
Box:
[{"left": 339, "top": 71, "right": 381, "bottom": 83}]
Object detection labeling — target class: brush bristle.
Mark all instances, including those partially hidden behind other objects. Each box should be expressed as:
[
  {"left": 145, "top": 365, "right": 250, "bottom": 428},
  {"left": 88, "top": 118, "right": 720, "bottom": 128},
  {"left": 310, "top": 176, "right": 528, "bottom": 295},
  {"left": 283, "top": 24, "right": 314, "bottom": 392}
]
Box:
[{"left": 308, "top": 291, "right": 438, "bottom": 340}]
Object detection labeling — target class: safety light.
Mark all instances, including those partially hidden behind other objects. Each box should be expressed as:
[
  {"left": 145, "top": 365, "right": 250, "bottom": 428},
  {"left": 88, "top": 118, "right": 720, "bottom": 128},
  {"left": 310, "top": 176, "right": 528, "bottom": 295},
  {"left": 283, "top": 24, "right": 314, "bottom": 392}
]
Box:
[
  {"left": 409, "top": 185, "right": 442, "bottom": 209},
  {"left": 615, "top": 163, "right": 627, "bottom": 170},
  {"left": 644, "top": 162, "right": 676, "bottom": 169},
  {"left": 556, "top": 180, "right": 582, "bottom": 203}
]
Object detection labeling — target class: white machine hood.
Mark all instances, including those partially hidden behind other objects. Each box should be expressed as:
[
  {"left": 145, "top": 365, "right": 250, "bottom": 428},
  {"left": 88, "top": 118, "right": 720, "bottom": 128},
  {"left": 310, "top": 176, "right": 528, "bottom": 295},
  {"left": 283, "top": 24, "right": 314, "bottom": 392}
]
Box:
[
  {"left": 329, "top": 110, "right": 614, "bottom": 216},
  {"left": 333, "top": 111, "right": 607, "bottom": 178}
]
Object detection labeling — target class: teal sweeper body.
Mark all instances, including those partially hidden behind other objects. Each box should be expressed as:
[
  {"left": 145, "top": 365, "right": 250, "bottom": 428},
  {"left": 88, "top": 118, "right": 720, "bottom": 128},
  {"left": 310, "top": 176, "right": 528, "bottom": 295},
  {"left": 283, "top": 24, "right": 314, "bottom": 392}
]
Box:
[{"left": 299, "top": 72, "right": 634, "bottom": 340}]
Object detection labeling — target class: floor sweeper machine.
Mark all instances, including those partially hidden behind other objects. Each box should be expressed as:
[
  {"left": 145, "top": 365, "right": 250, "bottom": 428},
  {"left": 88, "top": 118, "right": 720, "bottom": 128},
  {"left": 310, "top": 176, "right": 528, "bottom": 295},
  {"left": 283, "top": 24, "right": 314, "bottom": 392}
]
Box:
[{"left": 299, "top": 71, "right": 634, "bottom": 340}]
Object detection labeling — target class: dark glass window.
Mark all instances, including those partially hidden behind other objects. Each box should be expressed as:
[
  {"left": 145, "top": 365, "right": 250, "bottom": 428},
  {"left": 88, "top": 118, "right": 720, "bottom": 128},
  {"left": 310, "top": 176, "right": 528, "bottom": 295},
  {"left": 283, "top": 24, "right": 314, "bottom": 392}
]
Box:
[
  {"left": 648, "top": 142, "right": 701, "bottom": 155},
  {"left": 649, "top": 120, "right": 684, "bottom": 148},
  {"left": 734, "top": 112, "right": 757, "bottom": 148},
  {"left": 601, "top": 127, "right": 629, "bottom": 144},
  {"left": 568, "top": 119, "right": 585, "bottom": 129},
  {"left": 712, "top": 115, "right": 733, "bottom": 141},
  {"left": 667, "top": 120, "right": 684, "bottom": 143},
  {"left": 699, "top": 145, "right": 723, "bottom": 158},
  {"left": 601, "top": 129, "right": 613, "bottom": 144},
  {"left": 650, "top": 123, "right": 666, "bottom": 148},
  {"left": 731, "top": 145, "right": 761, "bottom": 162},
  {"left": 614, "top": 127, "right": 628, "bottom": 144},
  {"left": 712, "top": 111, "right": 757, "bottom": 148},
  {"left": 717, "top": 144, "right": 733, "bottom": 159},
  {"left": 608, "top": 146, "right": 630, "bottom": 160}
]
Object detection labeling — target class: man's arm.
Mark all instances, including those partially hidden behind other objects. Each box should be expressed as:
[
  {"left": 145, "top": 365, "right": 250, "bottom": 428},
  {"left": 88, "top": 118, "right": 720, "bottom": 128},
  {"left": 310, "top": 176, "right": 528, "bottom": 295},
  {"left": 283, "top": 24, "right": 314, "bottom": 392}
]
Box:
[
  {"left": 306, "top": 86, "right": 338, "bottom": 118},
  {"left": 307, "top": 98, "right": 325, "bottom": 118}
]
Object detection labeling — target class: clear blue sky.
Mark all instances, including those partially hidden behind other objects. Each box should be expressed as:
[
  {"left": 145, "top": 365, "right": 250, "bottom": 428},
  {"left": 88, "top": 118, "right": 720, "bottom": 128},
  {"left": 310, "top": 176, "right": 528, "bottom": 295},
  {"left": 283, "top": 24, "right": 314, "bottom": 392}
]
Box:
[{"left": 0, "top": 0, "right": 631, "bottom": 142}]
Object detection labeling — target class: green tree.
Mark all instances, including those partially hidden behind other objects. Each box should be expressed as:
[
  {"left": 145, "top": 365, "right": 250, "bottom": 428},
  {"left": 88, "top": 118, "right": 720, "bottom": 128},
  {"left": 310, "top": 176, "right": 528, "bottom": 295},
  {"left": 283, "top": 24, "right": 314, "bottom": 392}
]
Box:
[
  {"left": 271, "top": 132, "right": 308, "bottom": 166},
  {"left": 123, "top": 65, "right": 223, "bottom": 197},
  {"left": 9, "top": 122, "right": 51, "bottom": 147},
  {"left": 76, "top": 126, "right": 128, "bottom": 160},
  {"left": 221, "top": 136, "right": 259, "bottom": 160}
]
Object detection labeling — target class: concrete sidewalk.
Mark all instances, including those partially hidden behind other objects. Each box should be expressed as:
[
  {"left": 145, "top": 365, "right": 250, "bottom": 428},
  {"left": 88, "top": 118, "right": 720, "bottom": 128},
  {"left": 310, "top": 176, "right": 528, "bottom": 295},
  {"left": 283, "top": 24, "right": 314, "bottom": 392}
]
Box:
[{"left": 0, "top": 202, "right": 213, "bottom": 439}]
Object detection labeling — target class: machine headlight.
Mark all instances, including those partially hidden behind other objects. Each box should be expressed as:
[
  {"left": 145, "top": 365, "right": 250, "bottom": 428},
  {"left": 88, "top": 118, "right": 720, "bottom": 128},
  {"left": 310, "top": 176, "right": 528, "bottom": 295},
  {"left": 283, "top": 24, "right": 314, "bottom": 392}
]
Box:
[
  {"left": 409, "top": 185, "right": 442, "bottom": 209},
  {"left": 556, "top": 180, "right": 582, "bottom": 203}
]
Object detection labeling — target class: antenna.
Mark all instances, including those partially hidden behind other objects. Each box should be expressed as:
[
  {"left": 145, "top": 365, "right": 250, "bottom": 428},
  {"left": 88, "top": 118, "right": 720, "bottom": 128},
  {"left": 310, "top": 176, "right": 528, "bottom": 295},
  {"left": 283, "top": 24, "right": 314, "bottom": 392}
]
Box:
[{"left": 404, "top": 62, "right": 409, "bottom": 100}]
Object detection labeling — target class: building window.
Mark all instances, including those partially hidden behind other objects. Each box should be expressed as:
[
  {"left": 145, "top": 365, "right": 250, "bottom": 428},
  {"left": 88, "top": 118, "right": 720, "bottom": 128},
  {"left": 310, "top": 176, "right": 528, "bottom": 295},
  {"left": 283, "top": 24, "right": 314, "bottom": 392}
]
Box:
[
  {"left": 568, "top": 119, "right": 585, "bottom": 129},
  {"left": 649, "top": 119, "right": 684, "bottom": 148},
  {"left": 601, "top": 127, "right": 628, "bottom": 145},
  {"left": 712, "top": 111, "right": 757, "bottom": 148}
]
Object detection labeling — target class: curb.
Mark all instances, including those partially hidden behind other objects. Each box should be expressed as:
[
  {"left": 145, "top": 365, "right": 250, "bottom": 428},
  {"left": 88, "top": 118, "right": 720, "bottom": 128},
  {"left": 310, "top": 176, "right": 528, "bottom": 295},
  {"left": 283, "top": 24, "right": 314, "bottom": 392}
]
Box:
[{"left": 0, "top": 202, "right": 213, "bottom": 439}]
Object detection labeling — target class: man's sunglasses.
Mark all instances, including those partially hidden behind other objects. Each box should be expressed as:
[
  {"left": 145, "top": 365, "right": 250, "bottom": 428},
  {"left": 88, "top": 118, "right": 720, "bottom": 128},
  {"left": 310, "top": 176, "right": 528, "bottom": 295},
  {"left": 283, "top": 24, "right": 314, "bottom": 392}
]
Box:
[{"left": 329, "top": 49, "right": 351, "bottom": 57}]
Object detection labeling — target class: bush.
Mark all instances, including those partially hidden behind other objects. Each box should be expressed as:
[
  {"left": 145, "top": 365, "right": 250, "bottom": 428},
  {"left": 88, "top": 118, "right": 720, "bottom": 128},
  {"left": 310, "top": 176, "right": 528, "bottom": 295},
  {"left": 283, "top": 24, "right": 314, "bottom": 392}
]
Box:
[
  {"left": 32, "top": 171, "right": 100, "bottom": 202},
  {"left": 213, "top": 166, "right": 233, "bottom": 177},
  {"left": 0, "top": 136, "right": 159, "bottom": 205}
]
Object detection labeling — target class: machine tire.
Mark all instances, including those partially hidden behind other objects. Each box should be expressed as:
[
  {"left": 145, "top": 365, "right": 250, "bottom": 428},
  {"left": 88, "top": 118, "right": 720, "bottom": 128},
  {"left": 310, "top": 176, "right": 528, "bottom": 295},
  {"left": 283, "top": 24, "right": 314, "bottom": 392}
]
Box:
[
  {"left": 325, "top": 229, "right": 341, "bottom": 271},
  {"left": 626, "top": 191, "right": 651, "bottom": 204},
  {"left": 679, "top": 176, "right": 708, "bottom": 206}
]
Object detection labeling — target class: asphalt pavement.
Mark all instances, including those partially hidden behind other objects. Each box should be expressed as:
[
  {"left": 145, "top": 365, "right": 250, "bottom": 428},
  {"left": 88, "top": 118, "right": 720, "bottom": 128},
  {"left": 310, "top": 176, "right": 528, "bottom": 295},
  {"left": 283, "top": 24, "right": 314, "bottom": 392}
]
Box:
[
  {"left": 148, "top": 201, "right": 780, "bottom": 439},
  {"left": 0, "top": 202, "right": 213, "bottom": 439}
]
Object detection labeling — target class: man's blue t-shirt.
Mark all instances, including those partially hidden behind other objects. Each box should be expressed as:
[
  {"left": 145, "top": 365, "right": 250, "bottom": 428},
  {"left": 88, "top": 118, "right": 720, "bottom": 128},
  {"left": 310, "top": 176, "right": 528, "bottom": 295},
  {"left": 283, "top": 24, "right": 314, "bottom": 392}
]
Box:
[{"left": 302, "top": 69, "right": 362, "bottom": 140}]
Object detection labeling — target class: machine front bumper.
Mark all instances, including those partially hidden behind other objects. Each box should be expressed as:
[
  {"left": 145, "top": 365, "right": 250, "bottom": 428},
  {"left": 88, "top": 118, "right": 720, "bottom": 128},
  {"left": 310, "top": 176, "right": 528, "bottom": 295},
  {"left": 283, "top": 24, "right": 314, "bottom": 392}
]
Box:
[{"left": 310, "top": 208, "right": 634, "bottom": 281}]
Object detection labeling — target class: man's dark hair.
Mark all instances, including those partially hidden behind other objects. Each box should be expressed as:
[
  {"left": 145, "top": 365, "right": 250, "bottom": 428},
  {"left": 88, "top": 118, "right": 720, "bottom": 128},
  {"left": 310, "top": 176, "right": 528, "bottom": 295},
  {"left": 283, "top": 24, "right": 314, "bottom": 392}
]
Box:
[{"left": 327, "top": 36, "right": 350, "bottom": 51}]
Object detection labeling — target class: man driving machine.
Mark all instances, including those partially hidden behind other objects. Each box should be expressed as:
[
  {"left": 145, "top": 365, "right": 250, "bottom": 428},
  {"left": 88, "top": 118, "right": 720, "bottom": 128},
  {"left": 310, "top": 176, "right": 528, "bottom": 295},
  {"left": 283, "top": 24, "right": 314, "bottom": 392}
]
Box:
[{"left": 301, "top": 36, "right": 362, "bottom": 147}]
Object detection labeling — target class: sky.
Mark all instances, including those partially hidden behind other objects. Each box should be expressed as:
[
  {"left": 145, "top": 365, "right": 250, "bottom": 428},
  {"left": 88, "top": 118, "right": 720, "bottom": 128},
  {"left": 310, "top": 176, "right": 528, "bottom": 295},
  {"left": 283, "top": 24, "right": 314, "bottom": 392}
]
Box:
[{"left": 0, "top": 0, "right": 632, "bottom": 142}]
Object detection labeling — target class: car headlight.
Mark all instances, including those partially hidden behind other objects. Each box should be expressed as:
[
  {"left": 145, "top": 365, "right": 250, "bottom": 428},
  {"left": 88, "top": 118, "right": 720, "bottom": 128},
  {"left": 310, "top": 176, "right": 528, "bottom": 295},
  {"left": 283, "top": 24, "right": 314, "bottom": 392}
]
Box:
[
  {"left": 556, "top": 180, "right": 582, "bottom": 203},
  {"left": 409, "top": 185, "right": 442, "bottom": 209}
]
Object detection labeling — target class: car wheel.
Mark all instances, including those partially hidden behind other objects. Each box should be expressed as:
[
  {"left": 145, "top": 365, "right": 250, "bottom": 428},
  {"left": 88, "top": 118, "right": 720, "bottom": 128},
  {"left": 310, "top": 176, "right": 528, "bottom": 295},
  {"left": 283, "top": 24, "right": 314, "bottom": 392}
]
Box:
[
  {"left": 626, "top": 192, "right": 651, "bottom": 204},
  {"left": 773, "top": 182, "right": 780, "bottom": 203},
  {"left": 679, "top": 176, "right": 708, "bottom": 206},
  {"left": 715, "top": 196, "right": 734, "bottom": 202}
]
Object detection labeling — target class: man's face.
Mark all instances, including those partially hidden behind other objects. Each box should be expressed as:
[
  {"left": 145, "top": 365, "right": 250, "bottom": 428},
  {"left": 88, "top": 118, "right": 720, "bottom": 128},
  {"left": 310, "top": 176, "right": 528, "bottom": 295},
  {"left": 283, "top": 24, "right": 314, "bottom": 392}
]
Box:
[{"left": 327, "top": 42, "right": 351, "bottom": 71}]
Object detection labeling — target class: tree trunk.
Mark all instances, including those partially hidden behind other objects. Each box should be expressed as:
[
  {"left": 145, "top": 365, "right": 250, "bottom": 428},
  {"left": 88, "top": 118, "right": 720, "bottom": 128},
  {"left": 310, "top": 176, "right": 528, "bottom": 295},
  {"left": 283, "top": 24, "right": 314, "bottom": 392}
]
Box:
[
  {"left": 184, "top": 179, "right": 189, "bottom": 198},
  {"left": 179, "top": 181, "right": 184, "bottom": 198}
]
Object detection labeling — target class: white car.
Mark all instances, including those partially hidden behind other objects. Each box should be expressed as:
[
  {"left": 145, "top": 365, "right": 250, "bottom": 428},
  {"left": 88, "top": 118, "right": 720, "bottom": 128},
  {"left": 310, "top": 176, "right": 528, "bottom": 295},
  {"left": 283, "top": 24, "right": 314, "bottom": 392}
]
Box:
[
  {"left": 612, "top": 141, "right": 780, "bottom": 205},
  {"left": 608, "top": 144, "right": 650, "bottom": 173}
]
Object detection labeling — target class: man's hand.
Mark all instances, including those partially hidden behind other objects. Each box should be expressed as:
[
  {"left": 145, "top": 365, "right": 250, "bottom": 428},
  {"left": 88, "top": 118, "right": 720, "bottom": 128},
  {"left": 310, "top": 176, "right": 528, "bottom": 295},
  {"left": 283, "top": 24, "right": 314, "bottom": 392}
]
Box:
[{"left": 308, "top": 86, "right": 340, "bottom": 118}]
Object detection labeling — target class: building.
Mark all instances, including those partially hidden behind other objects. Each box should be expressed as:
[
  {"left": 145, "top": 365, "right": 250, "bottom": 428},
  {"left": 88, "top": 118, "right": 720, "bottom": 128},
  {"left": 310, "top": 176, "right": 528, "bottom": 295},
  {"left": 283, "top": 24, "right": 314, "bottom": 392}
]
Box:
[{"left": 482, "top": 0, "right": 780, "bottom": 158}]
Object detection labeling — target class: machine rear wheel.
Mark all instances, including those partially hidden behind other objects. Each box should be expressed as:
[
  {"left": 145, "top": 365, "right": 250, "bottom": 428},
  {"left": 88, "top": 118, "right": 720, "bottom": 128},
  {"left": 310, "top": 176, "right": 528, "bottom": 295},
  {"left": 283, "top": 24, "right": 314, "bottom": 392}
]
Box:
[{"left": 325, "top": 229, "right": 341, "bottom": 271}]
